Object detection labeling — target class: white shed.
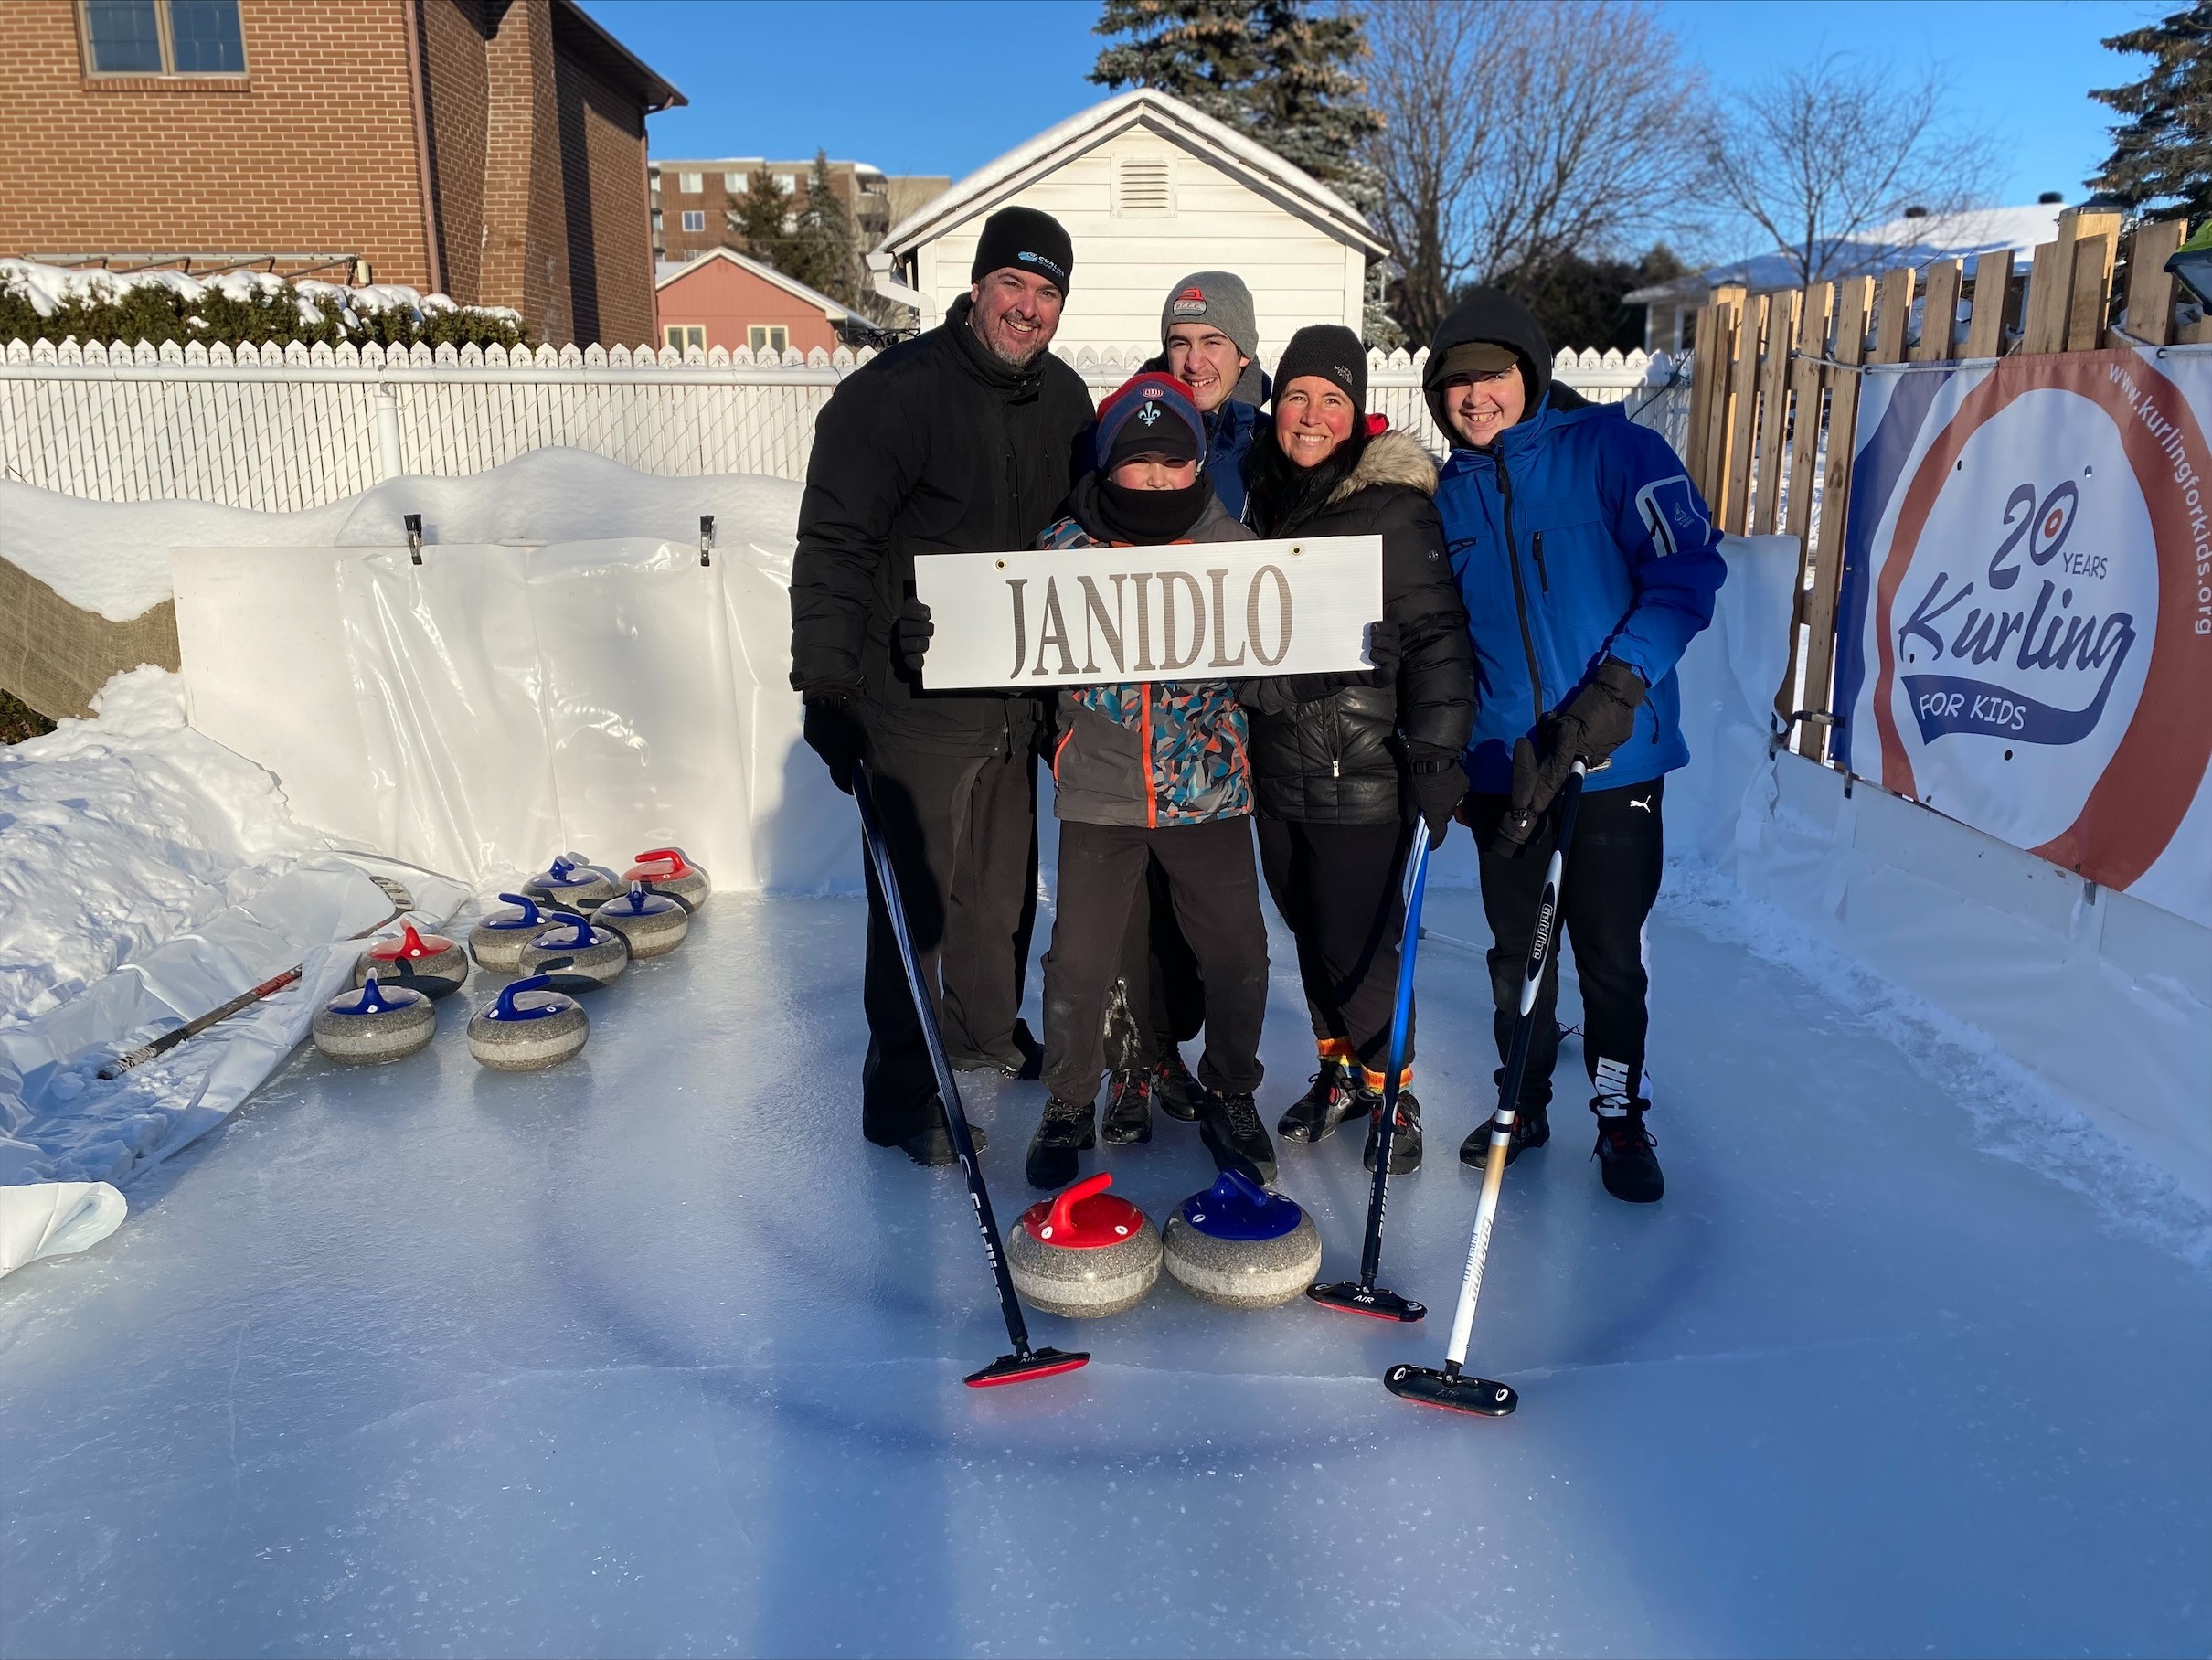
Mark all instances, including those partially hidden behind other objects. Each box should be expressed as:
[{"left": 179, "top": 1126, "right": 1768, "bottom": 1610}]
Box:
[{"left": 872, "top": 89, "right": 1388, "bottom": 362}]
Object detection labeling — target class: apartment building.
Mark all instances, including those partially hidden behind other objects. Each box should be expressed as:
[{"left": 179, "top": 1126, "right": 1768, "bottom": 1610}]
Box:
[{"left": 650, "top": 157, "right": 949, "bottom": 264}]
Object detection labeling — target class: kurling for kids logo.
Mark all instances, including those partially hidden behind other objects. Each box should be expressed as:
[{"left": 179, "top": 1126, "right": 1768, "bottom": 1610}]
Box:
[{"left": 1869, "top": 350, "right": 2212, "bottom": 887}]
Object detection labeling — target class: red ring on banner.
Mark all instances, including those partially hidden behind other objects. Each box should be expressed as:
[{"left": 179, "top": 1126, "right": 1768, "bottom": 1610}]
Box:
[{"left": 1872, "top": 350, "right": 2212, "bottom": 887}]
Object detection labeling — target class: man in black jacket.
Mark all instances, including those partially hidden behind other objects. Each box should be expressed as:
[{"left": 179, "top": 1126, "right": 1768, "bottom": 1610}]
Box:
[{"left": 789, "top": 206, "right": 1095, "bottom": 1166}]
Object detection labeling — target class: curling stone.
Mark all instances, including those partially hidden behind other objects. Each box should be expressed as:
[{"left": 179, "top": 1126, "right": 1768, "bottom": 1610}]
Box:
[
  {"left": 624, "top": 847, "right": 710, "bottom": 910},
  {"left": 1007, "top": 1172, "right": 1162, "bottom": 1319},
  {"left": 352, "top": 920, "right": 468, "bottom": 998},
  {"left": 592, "top": 881, "right": 688, "bottom": 958},
  {"left": 467, "top": 973, "right": 589, "bottom": 1070},
  {"left": 1162, "top": 1169, "right": 1323, "bottom": 1310},
  {"left": 311, "top": 971, "right": 436, "bottom": 1065},
  {"left": 522, "top": 851, "right": 619, "bottom": 910},
  {"left": 516, "top": 915, "right": 630, "bottom": 991},
  {"left": 468, "top": 892, "right": 559, "bottom": 972}
]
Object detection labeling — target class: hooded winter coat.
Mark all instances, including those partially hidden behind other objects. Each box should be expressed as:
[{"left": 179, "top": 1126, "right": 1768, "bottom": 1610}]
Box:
[
  {"left": 788, "top": 294, "right": 1095, "bottom": 757},
  {"left": 1037, "top": 474, "right": 1255, "bottom": 828},
  {"left": 1424, "top": 289, "right": 1726, "bottom": 794},
  {"left": 1241, "top": 428, "right": 1477, "bottom": 824}
]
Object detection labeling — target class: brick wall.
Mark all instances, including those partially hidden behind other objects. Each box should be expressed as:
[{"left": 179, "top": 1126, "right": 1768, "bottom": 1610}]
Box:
[
  {"left": 419, "top": 0, "right": 489, "bottom": 302},
  {"left": 554, "top": 49, "right": 654, "bottom": 348},
  {"left": 0, "top": 0, "right": 430, "bottom": 284}
]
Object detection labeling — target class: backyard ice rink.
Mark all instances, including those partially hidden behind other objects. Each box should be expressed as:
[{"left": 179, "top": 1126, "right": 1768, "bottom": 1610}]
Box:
[{"left": 4, "top": 875, "right": 2207, "bottom": 1658}]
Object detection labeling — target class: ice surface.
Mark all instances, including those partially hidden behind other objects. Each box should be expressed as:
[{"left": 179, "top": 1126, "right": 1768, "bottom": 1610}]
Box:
[{"left": 3, "top": 884, "right": 2206, "bottom": 1656}]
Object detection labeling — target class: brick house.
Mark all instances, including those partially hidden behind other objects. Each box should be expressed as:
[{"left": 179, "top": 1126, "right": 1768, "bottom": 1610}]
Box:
[
  {"left": 0, "top": 0, "right": 682, "bottom": 348},
  {"left": 654, "top": 247, "right": 853, "bottom": 358}
]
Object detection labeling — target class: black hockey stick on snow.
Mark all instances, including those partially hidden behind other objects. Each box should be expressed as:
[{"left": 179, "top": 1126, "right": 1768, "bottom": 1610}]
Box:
[
  {"left": 1308, "top": 817, "right": 1431, "bottom": 1323},
  {"left": 1386, "top": 761, "right": 1587, "bottom": 1418},
  {"left": 98, "top": 872, "right": 417, "bottom": 1079},
  {"left": 852, "top": 767, "right": 1089, "bottom": 1389}
]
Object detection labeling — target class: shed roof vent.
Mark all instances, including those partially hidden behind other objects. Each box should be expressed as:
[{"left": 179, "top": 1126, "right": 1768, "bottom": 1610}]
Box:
[{"left": 1115, "top": 156, "right": 1175, "bottom": 218}]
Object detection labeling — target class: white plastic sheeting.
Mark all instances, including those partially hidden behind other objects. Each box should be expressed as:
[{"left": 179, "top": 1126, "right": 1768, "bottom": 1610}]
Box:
[
  {"left": 0, "top": 855, "right": 468, "bottom": 1278},
  {"left": 174, "top": 537, "right": 857, "bottom": 895}
]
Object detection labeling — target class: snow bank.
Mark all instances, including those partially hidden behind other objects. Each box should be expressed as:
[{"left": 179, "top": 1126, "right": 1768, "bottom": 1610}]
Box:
[
  {"left": 0, "top": 446, "right": 802, "bottom": 623},
  {"left": 0, "top": 665, "right": 466, "bottom": 1278},
  {"left": 0, "top": 256, "right": 517, "bottom": 333},
  {"left": 0, "top": 665, "right": 317, "bottom": 1019}
]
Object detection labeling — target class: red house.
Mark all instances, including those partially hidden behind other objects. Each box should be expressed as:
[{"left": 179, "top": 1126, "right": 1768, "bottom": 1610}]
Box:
[{"left": 654, "top": 247, "right": 852, "bottom": 358}]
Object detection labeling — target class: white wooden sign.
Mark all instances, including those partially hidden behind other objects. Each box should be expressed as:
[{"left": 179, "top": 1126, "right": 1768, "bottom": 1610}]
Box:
[{"left": 914, "top": 535, "right": 1382, "bottom": 689}]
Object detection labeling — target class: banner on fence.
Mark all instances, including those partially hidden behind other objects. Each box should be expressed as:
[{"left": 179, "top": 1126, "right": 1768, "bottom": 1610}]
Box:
[
  {"left": 914, "top": 535, "right": 1380, "bottom": 689},
  {"left": 1834, "top": 346, "right": 2212, "bottom": 927}
]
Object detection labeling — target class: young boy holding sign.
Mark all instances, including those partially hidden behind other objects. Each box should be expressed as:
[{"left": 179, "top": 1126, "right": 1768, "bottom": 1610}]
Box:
[{"left": 1023, "top": 373, "right": 1278, "bottom": 1190}]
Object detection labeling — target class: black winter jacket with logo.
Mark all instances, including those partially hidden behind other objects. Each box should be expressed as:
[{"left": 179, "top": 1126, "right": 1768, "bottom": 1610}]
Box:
[
  {"left": 1242, "top": 430, "right": 1477, "bottom": 823},
  {"left": 788, "top": 296, "right": 1096, "bottom": 756}
]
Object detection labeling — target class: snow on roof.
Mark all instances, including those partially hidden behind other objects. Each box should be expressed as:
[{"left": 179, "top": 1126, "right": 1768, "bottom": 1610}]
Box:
[
  {"left": 652, "top": 247, "right": 852, "bottom": 320},
  {"left": 1627, "top": 202, "right": 2069, "bottom": 304},
  {"left": 878, "top": 88, "right": 1388, "bottom": 261},
  {"left": 0, "top": 259, "right": 518, "bottom": 332}
]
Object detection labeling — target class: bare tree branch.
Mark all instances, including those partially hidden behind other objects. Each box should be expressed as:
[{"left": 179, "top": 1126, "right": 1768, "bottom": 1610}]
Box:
[
  {"left": 1361, "top": 0, "right": 1707, "bottom": 343},
  {"left": 1701, "top": 55, "right": 2001, "bottom": 287}
]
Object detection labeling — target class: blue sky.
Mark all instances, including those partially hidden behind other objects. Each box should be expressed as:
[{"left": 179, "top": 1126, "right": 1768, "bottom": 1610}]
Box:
[{"left": 586, "top": 0, "right": 2170, "bottom": 254}]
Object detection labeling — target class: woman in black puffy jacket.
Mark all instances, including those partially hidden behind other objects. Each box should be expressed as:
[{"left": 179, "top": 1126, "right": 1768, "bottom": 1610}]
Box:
[{"left": 1242, "top": 325, "right": 1476, "bottom": 1175}]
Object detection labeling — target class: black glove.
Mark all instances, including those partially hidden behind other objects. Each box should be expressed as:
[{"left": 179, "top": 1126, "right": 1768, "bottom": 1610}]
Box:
[
  {"left": 1490, "top": 659, "right": 1647, "bottom": 854},
  {"left": 893, "top": 598, "right": 934, "bottom": 675},
  {"left": 1409, "top": 747, "right": 1466, "bottom": 846},
  {"left": 1363, "top": 618, "right": 1402, "bottom": 687},
  {"left": 802, "top": 689, "right": 867, "bottom": 794}
]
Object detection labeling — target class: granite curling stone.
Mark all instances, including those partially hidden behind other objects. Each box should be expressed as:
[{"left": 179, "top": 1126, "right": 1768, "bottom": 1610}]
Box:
[
  {"left": 468, "top": 892, "right": 559, "bottom": 972},
  {"left": 352, "top": 920, "right": 468, "bottom": 998},
  {"left": 516, "top": 915, "right": 630, "bottom": 991},
  {"left": 624, "top": 846, "right": 710, "bottom": 910},
  {"left": 1007, "top": 1171, "right": 1162, "bottom": 1319},
  {"left": 467, "top": 973, "right": 589, "bottom": 1070},
  {"left": 311, "top": 971, "right": 437, "bottom": 1065},
  {"left": 593, "top": 880, "right": 688, "bottom": 958},
  {"left": 1162, "top": 1169, "right": 1323, "bottom": 1309},
  {"left": 522, "top": 851, "right": 619, "bottom": 910}
]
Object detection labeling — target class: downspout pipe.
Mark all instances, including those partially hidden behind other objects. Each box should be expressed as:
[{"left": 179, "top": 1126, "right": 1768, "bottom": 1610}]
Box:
[{"left": 403, "top": 0, "right": 444, "bottom": 297}]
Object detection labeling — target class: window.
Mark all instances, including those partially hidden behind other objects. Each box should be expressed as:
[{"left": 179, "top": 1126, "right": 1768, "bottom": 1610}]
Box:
[
  {"left": 678, "top": 172, "right": 703, "bottom": 194},
  {"left": 723, "top": 172, "right": 745, "bottom": 192},
  {"left": 82, "top": 0, "right": 244, "bottom": 75},
  {"left": 748, "top": 325, "right": 789, "bottom": 356},
  {"left": 772, "top": 173, "right": 796, "bottom": 193},
  {"left": 1114, "top": 154, "right": 1174, "bottom": 218},
  {"left": 665, "top": 325, "right": 705, "bottom": 353},
  {"left": 680, "top": 210, "right": 705, "bottom": 233}
]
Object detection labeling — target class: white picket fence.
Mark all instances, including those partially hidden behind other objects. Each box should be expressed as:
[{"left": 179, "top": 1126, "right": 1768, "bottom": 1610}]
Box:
[{"left": 0, "top": 333, "right": 1688, "bottom": 511}]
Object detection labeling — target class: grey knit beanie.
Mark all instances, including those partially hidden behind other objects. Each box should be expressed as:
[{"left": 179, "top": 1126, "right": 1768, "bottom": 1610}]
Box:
[{"left": 1160, "top": 271, "right": 1259, "bottom": 362}]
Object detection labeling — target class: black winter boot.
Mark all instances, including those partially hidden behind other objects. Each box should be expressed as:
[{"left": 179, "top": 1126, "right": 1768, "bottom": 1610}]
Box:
[
  {"left": 1458, "top": 1100, "right": 1549, "bottom": 1168},
  {"left": 1277, "top": 1057, "right": 1357, "bottom": 1144},
  {"left": 1592, "top": 1097, "right": 1663, "bottom": 1202},
  {"left": 899, "top": 1107, "right": 988, "bottom": 1167},
  {"left": 1026, "top": 1095, "right": 1095, "bottom": 1189},
  {"left": 1154, "top": 1046, "right": 1204, "bottom": 1122},
  {"left": 1360, "top": 1086, "right": 1422, "bottom": 1175},
  {"left": 1198, "top": 1091, "right": 1277, "bottom": 1185},
  {"left": 1101, "top": 1070, "right": 1154, "bottom": 1146}
]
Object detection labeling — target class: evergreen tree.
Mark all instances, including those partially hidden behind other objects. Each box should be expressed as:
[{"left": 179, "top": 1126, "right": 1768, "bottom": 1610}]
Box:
[
  {"left": 1091, "top": 0, "right": 1385, "bottom": 219},
  {"left": 2090, "top": 3, "right": 2212, "bottom": 223},
  {"left": 1493, "top": 245, "right": 1687, "bottom": 354}
]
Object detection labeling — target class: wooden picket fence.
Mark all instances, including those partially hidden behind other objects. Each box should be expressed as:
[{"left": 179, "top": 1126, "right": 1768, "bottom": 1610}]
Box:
[{"left": 1684, "top": 208, "right": 2201, "bottom": 762}]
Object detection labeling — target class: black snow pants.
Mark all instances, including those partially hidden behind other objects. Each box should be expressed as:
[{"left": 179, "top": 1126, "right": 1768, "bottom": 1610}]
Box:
[
  {"left": 1466, "top": 777, "right": 1665, "bottom": 1109},
  {"left": 860, "top": 742, "right": 1040, "bottom": 1144},
  {"left": 1043, "top": 818, "right": 1268, "bottom": 1107},
  {"left": 1257, "top": 817, "right": 1417, "bottom": 1080},
  {"left": 1101, "top": 852, "right": 1207, "bottom": 1074}
]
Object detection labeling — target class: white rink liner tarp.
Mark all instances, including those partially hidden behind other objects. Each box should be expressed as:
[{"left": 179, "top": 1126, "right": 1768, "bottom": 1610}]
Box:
[{"left": 173, "top": 537, "right": 855, "bottom": 896}]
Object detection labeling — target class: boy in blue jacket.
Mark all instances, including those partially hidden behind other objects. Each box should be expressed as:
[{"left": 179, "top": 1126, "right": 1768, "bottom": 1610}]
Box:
[{"left": 1425, "top": 289, "right": 1725, "bottom": 1203}]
